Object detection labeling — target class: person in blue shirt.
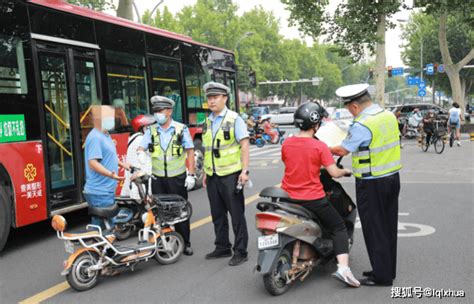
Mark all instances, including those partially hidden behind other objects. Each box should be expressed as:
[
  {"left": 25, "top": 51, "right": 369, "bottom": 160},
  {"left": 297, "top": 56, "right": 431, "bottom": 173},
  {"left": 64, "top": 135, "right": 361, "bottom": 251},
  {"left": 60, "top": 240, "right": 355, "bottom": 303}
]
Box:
[
  {"left": 138, "top": 96, "right": 196, "bottom": 256},
  {"left": 83, "top": 105, "right": 130, "bottom": 228},
  {"left": 330, "top": 84, "right": 401, "bottom": 287}
]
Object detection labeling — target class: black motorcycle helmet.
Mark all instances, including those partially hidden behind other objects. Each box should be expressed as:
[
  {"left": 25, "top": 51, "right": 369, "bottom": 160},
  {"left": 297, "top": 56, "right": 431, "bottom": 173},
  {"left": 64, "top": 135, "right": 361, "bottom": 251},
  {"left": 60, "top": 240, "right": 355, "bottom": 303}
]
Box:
[{"left": 294, "top": 102, "right": 327, "bottom": 130}]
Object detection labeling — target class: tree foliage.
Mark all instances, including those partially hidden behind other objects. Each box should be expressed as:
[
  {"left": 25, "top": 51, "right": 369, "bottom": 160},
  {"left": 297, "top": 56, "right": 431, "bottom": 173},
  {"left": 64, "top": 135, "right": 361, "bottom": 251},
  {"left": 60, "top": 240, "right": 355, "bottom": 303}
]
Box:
[{"left": 401, "top": 12, "right": 473, "bottom": 97}]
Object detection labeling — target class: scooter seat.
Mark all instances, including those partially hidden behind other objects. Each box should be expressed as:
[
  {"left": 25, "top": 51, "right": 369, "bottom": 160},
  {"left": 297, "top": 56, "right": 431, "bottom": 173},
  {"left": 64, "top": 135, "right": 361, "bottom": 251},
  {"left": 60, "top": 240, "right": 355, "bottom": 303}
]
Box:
[
  {"left": 89, "top": 203, "right": 119, "bottom": 218},
  {"left": 279, "top": 202, "right": 313, "bottom": 219},
  {"left": 259, "top": 187, "right": 290, "bottom": 200}
]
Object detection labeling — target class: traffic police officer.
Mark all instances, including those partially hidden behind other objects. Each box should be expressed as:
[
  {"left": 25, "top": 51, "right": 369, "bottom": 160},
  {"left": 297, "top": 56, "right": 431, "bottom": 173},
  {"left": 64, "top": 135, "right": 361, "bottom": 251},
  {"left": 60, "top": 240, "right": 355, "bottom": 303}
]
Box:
[
  {"left": 137, "top": 96, "right": 196, "bottom": 256},
  {"left": 202, "top": 82, "right": 250, "bottom": 266},
  {"left": 330, "top": 84, "right": 401, "bottom": 286}
]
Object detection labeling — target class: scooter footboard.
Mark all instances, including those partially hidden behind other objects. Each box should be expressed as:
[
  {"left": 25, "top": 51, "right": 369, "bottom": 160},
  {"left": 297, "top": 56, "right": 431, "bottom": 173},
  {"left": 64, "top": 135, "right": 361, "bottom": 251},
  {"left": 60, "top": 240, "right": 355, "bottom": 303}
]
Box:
[{"left": 256, "top": 235, "right": 293, "bottom": 275}]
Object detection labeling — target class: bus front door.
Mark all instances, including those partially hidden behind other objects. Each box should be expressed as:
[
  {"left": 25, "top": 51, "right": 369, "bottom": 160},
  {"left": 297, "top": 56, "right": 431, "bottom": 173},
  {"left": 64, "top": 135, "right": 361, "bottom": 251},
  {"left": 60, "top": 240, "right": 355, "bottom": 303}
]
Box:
[{"left": 35, "top": 43, "right": 101, "bottom": 211}]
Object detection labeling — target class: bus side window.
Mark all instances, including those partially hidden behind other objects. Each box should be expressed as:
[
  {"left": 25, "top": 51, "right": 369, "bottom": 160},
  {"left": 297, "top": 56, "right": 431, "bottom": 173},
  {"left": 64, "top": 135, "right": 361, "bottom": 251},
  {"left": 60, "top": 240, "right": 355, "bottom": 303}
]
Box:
[
  {"left": 150, "top": 58, "right": 184, "bottom": 123},
  {"left": 0, "top": 35, "right": 28, "bottom": 95},
  {"left": 105, "top": 50, "right": 149, "bottom": 130}
]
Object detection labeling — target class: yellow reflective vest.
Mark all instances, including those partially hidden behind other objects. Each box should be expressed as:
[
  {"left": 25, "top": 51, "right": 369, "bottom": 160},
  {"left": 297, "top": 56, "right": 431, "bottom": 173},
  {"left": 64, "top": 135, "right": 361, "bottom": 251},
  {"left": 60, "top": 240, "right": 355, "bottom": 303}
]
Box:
[
  {"left": 150, "top": 122, "right": 186, "bottom": 177},
  {"left": 351, "top": 109, "right": 401, "bottom": 178},
  {"left": 203, "top": 110, "right": 242, "bottom": 176}
]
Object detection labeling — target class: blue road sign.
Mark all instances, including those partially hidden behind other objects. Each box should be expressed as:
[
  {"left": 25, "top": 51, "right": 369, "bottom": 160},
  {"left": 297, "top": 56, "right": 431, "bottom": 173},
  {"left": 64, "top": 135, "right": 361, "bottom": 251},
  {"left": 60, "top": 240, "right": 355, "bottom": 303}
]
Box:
[
  {"left": 418, "top": 89, "right": 427, "bottom": 97},
  {"left": 438, "top": 64, "right": 446, "bottom": 73},
  {"left": 392, "top": 67, "right": 404, "bottom": 76},
  {"left": 426, "top": 63, "right": 434, "bottom": 75},
  {"left": 418, "top": 80, "right": 426, "bottom": 89},
  {"left": 407, "top": 76, "right": 421, "bottom": 86}
]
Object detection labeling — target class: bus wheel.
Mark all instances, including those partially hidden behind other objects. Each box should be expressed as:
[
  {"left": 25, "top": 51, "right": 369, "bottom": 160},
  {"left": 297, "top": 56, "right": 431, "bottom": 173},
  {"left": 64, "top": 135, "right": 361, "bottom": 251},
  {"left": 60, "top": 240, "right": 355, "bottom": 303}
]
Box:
[
  {"left": 0, "top": 186, "right": 12, "bottom": 252},
  {"left": 193, "top": 140, "right": 205, "bottom": 190}
]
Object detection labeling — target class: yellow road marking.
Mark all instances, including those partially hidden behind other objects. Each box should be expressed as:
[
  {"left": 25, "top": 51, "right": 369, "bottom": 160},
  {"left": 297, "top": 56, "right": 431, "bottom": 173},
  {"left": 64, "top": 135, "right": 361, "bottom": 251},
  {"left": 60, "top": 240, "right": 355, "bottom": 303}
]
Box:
[
  {"left": 19, "top": 282, "right": 70, "bottom": 304},
  {"left": 19, "top": 188, "right": 272, "bottom": 303}
]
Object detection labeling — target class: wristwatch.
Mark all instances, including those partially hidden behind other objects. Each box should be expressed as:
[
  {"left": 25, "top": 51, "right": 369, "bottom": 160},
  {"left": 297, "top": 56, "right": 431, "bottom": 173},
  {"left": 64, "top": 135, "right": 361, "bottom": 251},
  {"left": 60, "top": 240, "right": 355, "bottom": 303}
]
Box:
[{"left": 243, "top": 169, "right": 250, "bottom": 175}]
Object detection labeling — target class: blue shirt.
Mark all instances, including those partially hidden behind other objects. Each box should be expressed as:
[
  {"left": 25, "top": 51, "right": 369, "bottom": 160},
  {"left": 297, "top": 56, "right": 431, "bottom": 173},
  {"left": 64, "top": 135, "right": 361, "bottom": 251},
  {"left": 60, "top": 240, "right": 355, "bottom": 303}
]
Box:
[
  {"left": 342, "top": 104, "right": 396, "bottom": 179},
  {"left": 84, "top": 128, "right": 118, "bottom": 195},
  {"left": 208, "top": 107, "right": 249, "bottom": 142},
  {"left": 140, "top": 120, "right": 194, "bottom": 151}
]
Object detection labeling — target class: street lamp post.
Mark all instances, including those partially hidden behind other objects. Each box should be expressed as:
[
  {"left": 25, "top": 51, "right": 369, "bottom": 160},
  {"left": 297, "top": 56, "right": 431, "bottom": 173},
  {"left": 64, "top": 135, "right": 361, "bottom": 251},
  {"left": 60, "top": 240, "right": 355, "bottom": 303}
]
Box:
[{"left": 234, "top": 32, "right": 255, "bottom": 53}]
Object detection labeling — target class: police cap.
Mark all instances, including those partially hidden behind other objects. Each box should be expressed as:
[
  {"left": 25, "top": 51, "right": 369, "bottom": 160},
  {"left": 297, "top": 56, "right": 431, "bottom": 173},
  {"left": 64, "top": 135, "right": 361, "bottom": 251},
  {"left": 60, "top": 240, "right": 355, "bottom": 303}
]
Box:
[
  {"left": 150, "top": 95, "right": 175, "bottom": 111},
  {"left": 335, "top": 83, "right": 370, "bottom": 104},
  {"left": 203, "top": 81, "right": 230, "bottom": 97}
]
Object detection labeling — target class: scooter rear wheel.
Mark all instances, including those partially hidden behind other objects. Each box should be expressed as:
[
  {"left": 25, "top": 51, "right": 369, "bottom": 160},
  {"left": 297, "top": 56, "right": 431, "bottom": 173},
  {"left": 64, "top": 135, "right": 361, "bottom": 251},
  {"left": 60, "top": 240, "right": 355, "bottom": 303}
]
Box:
[
  {"left": 154, "top": 231, "right": 184, "bottom": 265},
  {"left": 263, "top": 248, "right": 292, "bottom": 296},
  {"left": 67, "top": 251, "right": 100, "bottom": 291}
]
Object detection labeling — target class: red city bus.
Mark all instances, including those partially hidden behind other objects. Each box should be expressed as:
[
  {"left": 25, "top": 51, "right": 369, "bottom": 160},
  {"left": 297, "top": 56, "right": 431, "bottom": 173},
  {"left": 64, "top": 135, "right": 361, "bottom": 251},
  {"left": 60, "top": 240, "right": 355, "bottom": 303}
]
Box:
[{"left": 0, "top": 0, "right": 240, "bottom": 251}]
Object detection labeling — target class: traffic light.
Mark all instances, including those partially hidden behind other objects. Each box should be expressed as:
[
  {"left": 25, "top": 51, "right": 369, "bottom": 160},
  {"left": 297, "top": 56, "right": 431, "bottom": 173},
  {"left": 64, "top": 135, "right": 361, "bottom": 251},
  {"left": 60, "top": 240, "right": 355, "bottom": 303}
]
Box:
[
  {"left": 433, "top": 63, "right": 438, "bottom": 74},
  {"left": 248, "top": 70, "right": 257, "bottom": 88},
  {"left": 368, "top": 68, "right": 374, "bottom": 79},
  {"left": 387, "top": 66, "right": 393, "bottom": 78}
]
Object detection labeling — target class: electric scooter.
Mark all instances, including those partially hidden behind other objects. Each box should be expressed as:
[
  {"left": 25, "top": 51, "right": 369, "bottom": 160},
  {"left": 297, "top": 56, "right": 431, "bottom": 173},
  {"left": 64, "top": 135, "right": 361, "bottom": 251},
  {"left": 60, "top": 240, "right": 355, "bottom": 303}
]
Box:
[
  {"left": 254, "top": 159, "right": 356, "bottom": 296},
  {"left": 51, "top": 171, "right": 187, "bottom": 291}
]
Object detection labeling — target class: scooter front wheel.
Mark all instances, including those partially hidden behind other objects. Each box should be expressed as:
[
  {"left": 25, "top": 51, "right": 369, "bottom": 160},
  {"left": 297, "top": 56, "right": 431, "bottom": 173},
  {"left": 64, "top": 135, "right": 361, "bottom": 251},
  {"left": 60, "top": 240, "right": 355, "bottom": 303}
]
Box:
[
  {"left": 66, "top": 251, "right": 100, "bottom": 291},
  {"left": 256, "top": 138, "right": 265, "bottom": 148},
  {"left": 263, "top": 248, "right": 292, "bottom": 296},
  {"left": 154, "top": 231, "right": 184, "bottom": 265}
]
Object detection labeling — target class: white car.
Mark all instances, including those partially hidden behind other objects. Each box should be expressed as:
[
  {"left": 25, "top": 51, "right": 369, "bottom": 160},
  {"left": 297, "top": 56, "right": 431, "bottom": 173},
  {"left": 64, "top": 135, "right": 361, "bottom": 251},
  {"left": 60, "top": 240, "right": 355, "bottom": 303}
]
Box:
[{"left": 261, "top": 107, "right": 297, "bottom": 125}]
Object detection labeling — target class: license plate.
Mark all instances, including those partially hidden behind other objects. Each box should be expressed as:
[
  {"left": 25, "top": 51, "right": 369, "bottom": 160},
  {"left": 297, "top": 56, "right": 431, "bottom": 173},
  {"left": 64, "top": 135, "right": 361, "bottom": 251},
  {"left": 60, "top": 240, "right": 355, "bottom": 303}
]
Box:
[
  {"left": 64, "top": 241, "right": 75, "bottom": 254},
  {"left": 258, "top": 234, "right": 279, "bottom": 249}
]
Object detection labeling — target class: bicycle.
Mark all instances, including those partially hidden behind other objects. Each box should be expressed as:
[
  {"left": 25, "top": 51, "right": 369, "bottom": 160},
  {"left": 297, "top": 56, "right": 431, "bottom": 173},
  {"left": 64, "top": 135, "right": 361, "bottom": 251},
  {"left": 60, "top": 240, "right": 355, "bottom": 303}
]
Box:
[{"left": 421, "top": 120, "right": 446, "bottom": 154}]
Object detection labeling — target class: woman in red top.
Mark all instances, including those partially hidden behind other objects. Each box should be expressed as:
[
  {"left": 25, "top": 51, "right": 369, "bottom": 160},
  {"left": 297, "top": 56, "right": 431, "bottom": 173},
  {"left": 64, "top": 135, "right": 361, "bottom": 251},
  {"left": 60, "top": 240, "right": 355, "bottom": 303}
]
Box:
[
  {"left": 262, "top": 117, "right": 279, "bottom": 143},
  {"left": 281, "top": 102, "right": 360, "bottom": 288}
]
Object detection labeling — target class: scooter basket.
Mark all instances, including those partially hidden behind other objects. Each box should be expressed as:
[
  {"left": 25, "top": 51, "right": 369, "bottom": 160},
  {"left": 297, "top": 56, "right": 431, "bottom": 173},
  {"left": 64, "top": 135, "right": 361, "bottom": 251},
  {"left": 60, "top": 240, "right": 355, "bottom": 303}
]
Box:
[{"left": 152, "top": 194, "right": 191, "bottom": 225}]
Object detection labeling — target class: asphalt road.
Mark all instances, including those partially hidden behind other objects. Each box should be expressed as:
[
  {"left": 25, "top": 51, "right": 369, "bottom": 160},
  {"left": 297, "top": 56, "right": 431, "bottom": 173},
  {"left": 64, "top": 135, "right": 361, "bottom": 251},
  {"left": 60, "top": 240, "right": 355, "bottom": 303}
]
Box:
[{"left": 1, "top": 130, "right": 472, "bottom": 303}]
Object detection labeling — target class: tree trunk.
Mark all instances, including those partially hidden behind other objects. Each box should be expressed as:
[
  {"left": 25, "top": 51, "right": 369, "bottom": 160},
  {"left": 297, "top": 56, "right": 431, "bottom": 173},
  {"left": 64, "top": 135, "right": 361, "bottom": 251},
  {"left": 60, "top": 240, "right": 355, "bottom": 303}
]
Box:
[
  {"left": 439, "top": 12, "right": 474, "bottom": 112},
  {"left": 374, "top": 14, "right": 386, "bottom": 107},
  {"left": 117, "top": 0, "right": 134, "bottom": 21}
]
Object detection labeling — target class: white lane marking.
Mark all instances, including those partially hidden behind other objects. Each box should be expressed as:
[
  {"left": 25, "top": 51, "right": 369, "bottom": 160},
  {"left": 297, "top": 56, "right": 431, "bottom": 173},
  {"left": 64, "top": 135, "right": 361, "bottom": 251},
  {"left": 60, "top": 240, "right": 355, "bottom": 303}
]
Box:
[
  {"left": 355, "top": 212, "right": 436, "bottom": 237},
  {"left": 250, "top": 147, "right": 282, "bottom": 157}
]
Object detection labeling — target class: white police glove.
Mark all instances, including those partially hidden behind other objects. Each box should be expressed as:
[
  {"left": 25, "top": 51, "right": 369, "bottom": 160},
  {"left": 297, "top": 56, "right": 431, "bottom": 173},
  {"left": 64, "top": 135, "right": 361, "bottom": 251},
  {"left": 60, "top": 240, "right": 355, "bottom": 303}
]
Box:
[
  {"left": 137, "top": 151, "right": 147, "bottom": 166},
  {"left": 185, "top": 174, "right": 196, "bottom": 191}
]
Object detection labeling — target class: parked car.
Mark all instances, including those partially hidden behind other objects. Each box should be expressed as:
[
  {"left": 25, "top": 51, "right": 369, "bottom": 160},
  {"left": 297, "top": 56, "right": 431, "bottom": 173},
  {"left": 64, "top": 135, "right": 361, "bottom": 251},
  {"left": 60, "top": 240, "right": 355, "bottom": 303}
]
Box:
[
  {"left": 261, "top": 107, "right": 297, "bottom": 125},
  {"left": 387, "top": 103, "right": 452, "bottom": 124},
  {"left": 250, "top": 106, "right": 270, "bottom": 120}
]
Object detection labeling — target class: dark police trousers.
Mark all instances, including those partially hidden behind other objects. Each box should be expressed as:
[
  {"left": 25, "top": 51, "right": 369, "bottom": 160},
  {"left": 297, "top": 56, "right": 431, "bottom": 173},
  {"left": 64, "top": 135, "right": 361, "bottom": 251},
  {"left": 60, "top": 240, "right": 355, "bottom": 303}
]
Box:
[
  {"left": 206, "top": 171, "right": 248, "bottom": 256},
  {"left": 151, "top": 173, "right": 191, "bottom": 246},
  {"left": 356, "top": 172, "right": 400, "bottom": 284}
]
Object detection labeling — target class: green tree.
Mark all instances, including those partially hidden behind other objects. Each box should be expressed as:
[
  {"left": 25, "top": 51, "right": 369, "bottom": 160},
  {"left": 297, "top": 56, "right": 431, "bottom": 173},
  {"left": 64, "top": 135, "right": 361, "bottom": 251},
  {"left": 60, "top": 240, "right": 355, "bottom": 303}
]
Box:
[
  {"left": 401, "top": 12, "right": 473, "bottom": 106},
  {"left": 282, "top": 0, "right": 401, "bottom": 107},
  {"left": 142, "top": 6, "right": 182, "bottom": 33},
  {"left": 424, "top": 3, "right": 473, "bottom": 111}
]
